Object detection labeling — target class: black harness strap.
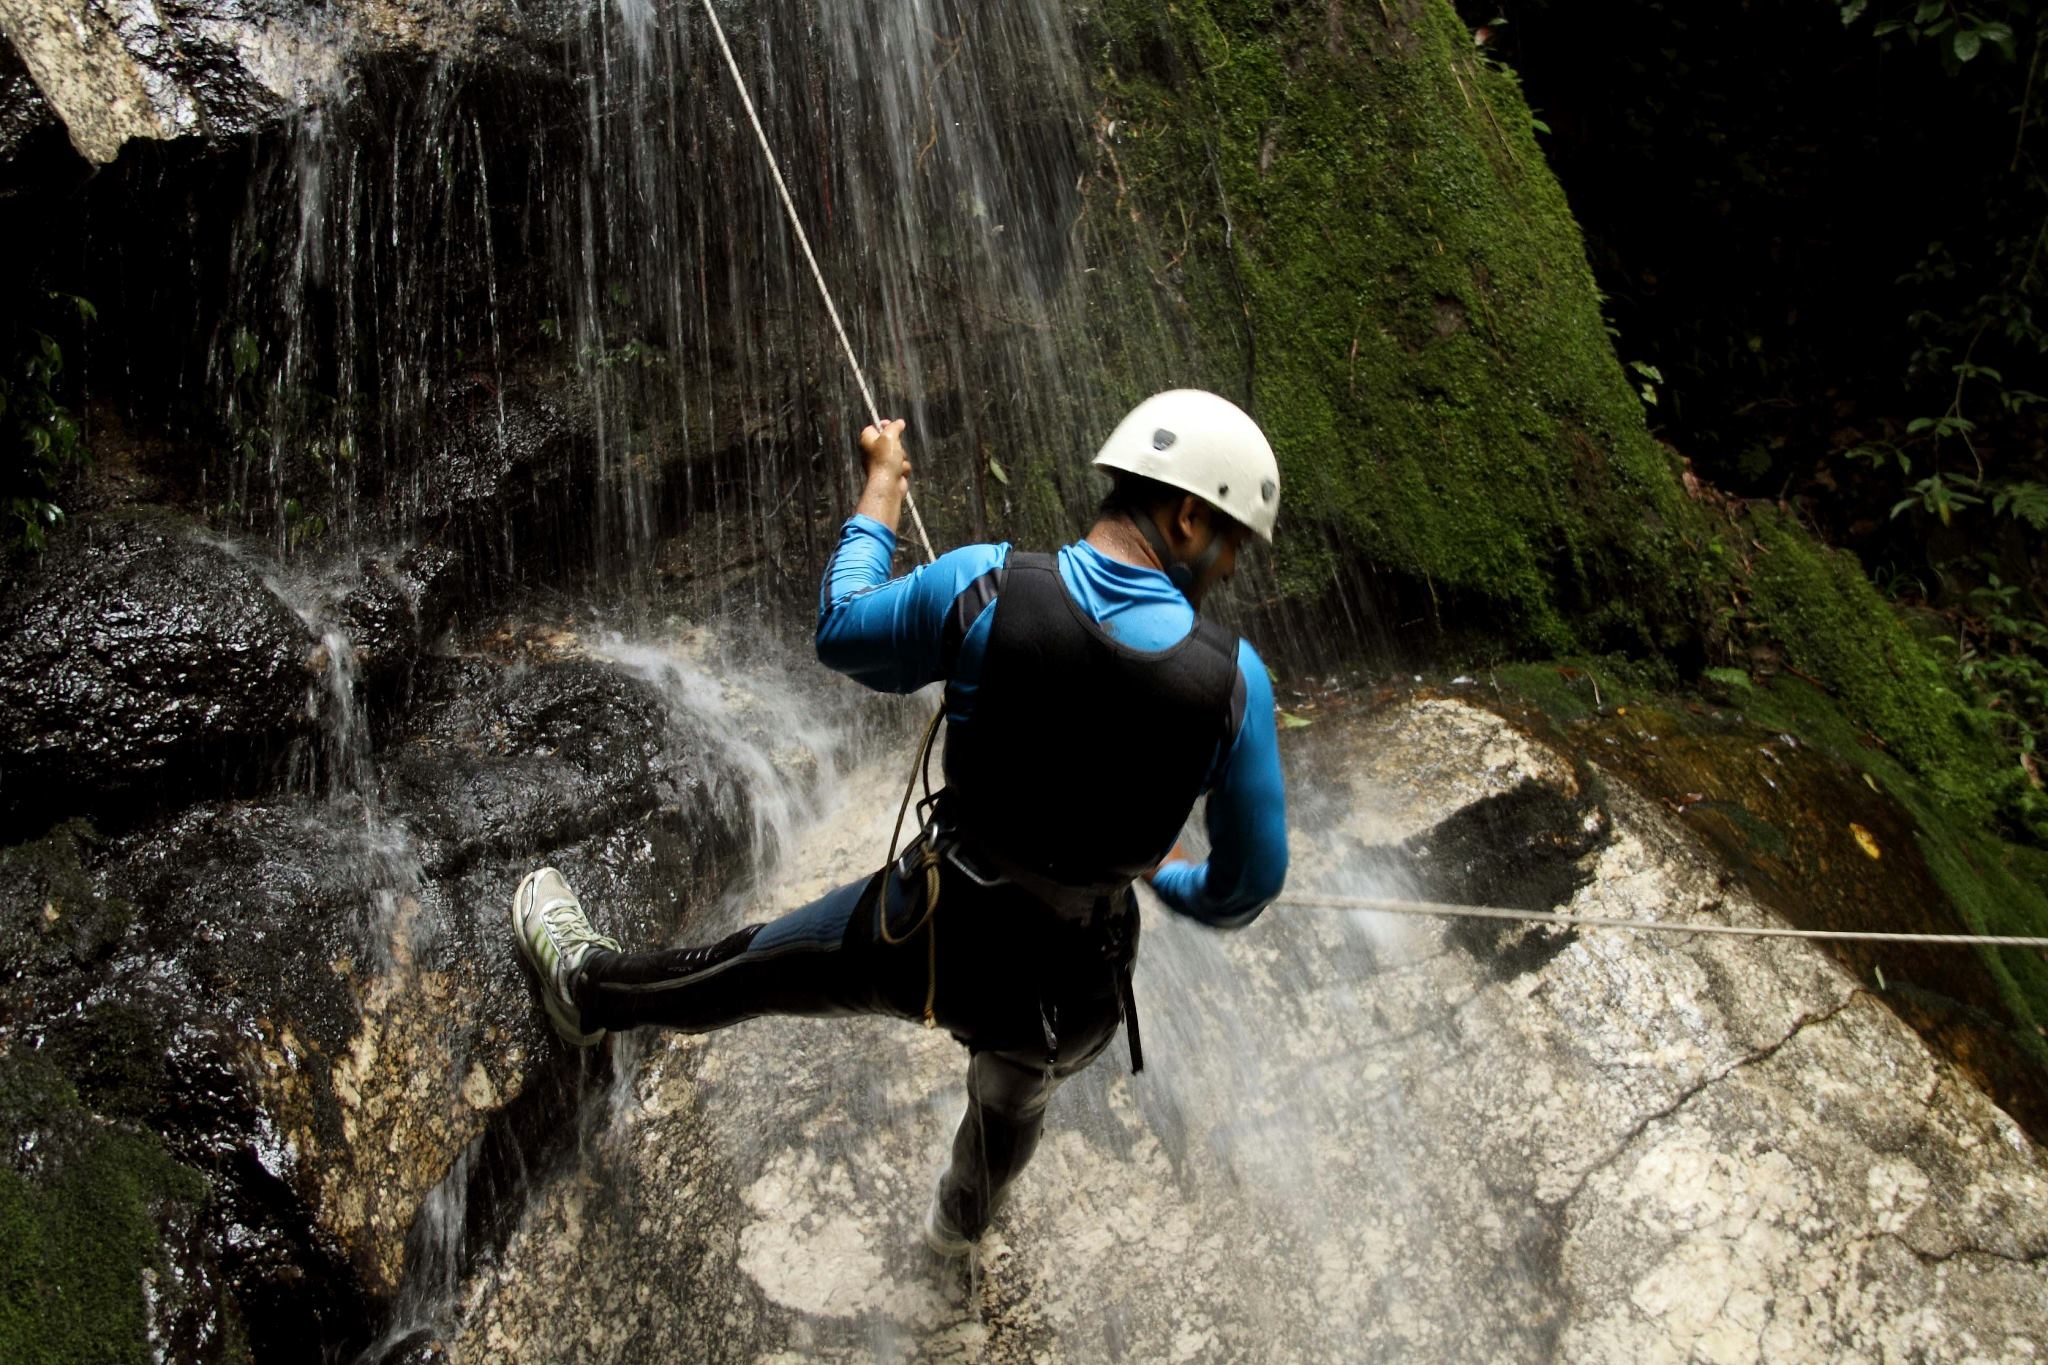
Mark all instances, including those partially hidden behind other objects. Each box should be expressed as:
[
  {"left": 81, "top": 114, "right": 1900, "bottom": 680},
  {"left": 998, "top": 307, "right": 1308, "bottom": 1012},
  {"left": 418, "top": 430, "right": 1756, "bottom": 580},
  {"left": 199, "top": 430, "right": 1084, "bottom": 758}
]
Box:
[{"left": 1118, "top": 964, "right": 1144, "bottom": 1074}]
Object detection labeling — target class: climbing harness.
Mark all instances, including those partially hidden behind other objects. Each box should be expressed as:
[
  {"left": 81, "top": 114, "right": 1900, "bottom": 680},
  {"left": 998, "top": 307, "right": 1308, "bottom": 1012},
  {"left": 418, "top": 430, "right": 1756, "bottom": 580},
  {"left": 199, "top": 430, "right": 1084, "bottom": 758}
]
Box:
[
  {"left": 878, "top": 701, "right": 1150, "bottom": 1072},
  {"left": 698, "top": 0, "right": 936, "bottom": 563},
  {"left": 1273, "top": 891, "right": 2048, "bottom": 950}
]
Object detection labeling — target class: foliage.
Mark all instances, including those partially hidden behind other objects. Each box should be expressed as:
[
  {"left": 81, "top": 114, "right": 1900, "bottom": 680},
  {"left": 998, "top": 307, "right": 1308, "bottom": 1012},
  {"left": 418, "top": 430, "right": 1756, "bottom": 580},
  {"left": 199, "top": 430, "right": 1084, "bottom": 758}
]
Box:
[
  {"left": 1, "top": 293, "right": 95, "bottom": 554},
  {"left": 1840, "top": 0, "right": 2020, "bottom": 62}
]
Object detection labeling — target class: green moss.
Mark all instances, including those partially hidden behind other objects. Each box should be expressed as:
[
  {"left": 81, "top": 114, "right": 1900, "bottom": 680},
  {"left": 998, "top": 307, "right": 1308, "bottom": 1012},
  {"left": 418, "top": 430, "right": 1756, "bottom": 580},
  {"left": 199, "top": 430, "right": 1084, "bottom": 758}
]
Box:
[
  {"left": 0, "top": 1051, "right": 205, "bottom": 1365},
  {"left": 1742, "top": 507, "right": 2038, "bottom": 835},
  {"left": 1718, "top": 671, "right": 2048, "bottom": 1061},
  {"left": 1083, "top": 0, "right": 1711, "bottom": 652},
  {"left": 1488, "top": 654, "right": 1668, "bottom": 724}
]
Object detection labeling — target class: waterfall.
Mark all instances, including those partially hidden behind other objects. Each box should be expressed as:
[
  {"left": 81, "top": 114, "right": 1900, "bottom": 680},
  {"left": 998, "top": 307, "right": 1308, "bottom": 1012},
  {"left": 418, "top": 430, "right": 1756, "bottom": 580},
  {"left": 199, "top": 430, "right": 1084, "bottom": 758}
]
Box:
[
  {"left": 200, "top": 0, "right": 1250, "bottom": 624},
  {"left": 53, "top": 1, "right": 1351, "bottom": 1354}
]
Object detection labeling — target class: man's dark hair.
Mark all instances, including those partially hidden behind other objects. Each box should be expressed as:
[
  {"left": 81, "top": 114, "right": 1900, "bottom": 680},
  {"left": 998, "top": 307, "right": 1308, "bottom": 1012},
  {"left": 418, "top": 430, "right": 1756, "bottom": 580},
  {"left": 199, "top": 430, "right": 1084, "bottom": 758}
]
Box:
[
  {"left": 1097, "top": 471, "right": 1188, "bottom": 520},
  {"left": 1097, "top": 471, "right": 1250, "bottom": 540}
]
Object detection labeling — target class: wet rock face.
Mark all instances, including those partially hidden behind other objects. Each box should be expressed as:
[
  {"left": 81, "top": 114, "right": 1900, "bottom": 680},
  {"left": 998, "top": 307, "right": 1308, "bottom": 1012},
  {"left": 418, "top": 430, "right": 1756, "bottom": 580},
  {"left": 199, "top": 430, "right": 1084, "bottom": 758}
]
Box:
[
  {"left": 454, "top": 697, "right": 2048, "bottom": 1363},
  {"left": 0, "top": 627, "right": 816, "bottom": 1358},
  {"left": 386, "top": 653, "right": 729, "bottom": 891},
  {"left": 413, "top": 387, "right": 598, "bottom": 594},
  {"left": 336, "top": 546, "right": 463, "bottom": 694},
  {"left": 0, "top": 0, "right": 541, "bottom": 164},
  {"left": 0, "top": 511, "right": 318, "bottom": 830},
  {"left": 0, "top": 818, "right": 367, "bottom": 1360}
]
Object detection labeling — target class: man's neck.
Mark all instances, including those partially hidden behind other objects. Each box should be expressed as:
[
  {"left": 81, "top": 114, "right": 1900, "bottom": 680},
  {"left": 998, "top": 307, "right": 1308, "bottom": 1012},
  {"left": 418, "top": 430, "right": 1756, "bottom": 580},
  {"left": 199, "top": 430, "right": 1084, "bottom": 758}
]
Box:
[{"left": 1083, "top": 513, "right": 1163, "bottom": 572}]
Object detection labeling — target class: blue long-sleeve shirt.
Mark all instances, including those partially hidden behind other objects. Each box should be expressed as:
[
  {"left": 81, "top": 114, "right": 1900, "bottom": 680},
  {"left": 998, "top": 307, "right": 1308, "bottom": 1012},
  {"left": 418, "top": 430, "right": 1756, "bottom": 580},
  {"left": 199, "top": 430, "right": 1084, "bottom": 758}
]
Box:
[{"left": 816, "top": 514, "right": 1288, "bottom": 927}]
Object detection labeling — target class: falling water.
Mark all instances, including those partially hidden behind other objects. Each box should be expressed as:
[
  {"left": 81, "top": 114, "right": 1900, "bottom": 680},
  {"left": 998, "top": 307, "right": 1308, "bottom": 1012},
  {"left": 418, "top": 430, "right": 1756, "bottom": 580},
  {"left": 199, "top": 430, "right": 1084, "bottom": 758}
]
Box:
[
  {"left": 202, "top": 0, "right": 1299, "bottom": 620},
  {"left": 179, "top": 0, "right": 1385, "bottom": 1352}
]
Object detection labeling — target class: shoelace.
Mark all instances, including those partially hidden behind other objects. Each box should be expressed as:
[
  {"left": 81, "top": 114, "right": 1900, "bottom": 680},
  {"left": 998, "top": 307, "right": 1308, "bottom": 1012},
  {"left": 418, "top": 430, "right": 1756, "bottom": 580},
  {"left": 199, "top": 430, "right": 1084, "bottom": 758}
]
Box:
[{"left": 539, "top": 898, "right": 615, "bottom": 991}]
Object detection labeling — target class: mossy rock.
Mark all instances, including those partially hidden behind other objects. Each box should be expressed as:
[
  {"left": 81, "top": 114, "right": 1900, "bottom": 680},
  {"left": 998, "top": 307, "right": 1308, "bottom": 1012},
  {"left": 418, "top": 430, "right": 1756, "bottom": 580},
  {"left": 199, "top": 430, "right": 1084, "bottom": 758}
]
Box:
[
  {"left": 1075, "top": 0, "right": 1711, "bottom": 653},
  {"left": 0, "top": 1050, "right": 220, "bottom": 1365},
  {"left": 1741, "top": 506, "right": 2045, "bottom": 840}
]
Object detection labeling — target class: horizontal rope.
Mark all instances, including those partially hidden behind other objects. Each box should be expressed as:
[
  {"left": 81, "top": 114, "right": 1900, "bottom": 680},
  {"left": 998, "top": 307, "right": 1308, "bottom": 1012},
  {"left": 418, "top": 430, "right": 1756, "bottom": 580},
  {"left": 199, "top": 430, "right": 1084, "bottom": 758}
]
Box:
[{"left": 1277, "top": 892, "right": 2048, "bottom": 950}]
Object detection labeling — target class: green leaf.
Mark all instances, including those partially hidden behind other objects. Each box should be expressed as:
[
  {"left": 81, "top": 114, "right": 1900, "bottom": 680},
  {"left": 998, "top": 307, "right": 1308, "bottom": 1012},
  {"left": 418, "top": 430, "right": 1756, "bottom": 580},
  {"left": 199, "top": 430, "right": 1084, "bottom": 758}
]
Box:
[
  {"left": 987, "top": 457, "right": 1010, "bottom": 486},
  {"left": 1913, "top": 0, "right": 1942, "bottom": 22},
  {"left": 231, "top": 328, "right": 260, "bottom": 379},
  {"left": 1530, "top": 117, "right": 1551, "bottom": 134},
  {"left": 1874, "top": 18, "right": 1905, "bottom": 33},
  {"left": 1906, "top": 416, "right": 1937, "bottom": 433},
  {"left": 1840, "top": 0, "right": 1867, "bottom": 21},
  {"left": 1277, "top": 709, "right": 1313, "bottom": 729},
  {"left": 1954, "top": 27, "right": 1982, "bottom": 60}
]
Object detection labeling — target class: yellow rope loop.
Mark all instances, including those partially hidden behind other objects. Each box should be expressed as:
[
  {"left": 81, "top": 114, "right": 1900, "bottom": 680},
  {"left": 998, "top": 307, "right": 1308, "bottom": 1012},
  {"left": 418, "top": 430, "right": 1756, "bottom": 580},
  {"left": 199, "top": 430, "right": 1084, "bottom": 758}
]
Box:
[{"left": 878, "top": 708, "right": 947, "bottom": 1032}]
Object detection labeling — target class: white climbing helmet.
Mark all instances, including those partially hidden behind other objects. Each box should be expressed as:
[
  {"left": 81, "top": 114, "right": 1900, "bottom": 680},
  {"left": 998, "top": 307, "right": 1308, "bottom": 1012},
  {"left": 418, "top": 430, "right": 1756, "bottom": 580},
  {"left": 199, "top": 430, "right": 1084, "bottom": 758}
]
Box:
[{"left": 1091, "top": 390, "right": 1280, "bottom": 543}]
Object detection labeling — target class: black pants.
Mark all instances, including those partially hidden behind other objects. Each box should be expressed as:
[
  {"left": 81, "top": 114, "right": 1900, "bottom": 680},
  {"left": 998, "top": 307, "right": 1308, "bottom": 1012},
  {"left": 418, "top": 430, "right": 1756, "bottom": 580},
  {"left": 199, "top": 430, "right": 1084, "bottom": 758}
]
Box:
[{"left": 574, "top": 852, "right": 1139, "bottom": 1240}]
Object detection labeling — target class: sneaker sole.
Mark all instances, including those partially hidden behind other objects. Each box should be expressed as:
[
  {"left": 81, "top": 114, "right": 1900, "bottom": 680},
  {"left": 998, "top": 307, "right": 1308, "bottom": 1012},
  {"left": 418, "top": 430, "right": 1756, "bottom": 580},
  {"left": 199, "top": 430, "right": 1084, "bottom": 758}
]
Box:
[{"left": 511, "top": 869, "right": 608, "bottom": 1049}]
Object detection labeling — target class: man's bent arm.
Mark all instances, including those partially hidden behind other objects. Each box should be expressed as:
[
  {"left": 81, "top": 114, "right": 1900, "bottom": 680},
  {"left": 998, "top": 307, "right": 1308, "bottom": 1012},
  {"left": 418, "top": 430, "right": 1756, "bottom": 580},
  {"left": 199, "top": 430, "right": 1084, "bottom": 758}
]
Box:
[
  {"left": 1149, "top": 639, "right": 1289, "bottom": 927},
  {"left": 816, "top": 515, "right": 1006, "bottom": 693}
]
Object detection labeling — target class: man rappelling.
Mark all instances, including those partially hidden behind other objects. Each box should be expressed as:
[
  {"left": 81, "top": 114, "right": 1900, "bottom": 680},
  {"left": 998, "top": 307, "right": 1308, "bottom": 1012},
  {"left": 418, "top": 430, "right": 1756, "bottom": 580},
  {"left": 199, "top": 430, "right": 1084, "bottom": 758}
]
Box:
[{"left": 510, "top": 389, "right": 1289, "bottom": 1255}]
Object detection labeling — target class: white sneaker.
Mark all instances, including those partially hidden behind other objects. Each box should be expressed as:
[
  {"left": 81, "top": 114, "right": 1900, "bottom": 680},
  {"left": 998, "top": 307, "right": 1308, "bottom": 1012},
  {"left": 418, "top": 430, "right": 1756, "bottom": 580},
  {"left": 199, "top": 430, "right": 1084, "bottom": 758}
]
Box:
[{"left": 510, "top": 867, "right": 621, "bottom": 1047}]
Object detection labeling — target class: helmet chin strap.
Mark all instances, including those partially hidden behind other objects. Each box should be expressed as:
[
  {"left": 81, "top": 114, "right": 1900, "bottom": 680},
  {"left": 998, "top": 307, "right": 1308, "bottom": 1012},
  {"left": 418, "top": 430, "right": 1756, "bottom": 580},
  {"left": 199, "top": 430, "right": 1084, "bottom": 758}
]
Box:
[{"left": 1127, "top": 509, "right": 1226, "bottom": 606}]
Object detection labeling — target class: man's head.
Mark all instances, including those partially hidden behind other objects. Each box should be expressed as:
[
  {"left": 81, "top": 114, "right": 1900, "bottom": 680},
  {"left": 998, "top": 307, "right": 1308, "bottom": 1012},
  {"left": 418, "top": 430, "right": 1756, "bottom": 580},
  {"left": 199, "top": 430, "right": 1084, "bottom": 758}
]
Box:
[{"left": 1091, "top": 390, "right": 1279, "bottom": 604}]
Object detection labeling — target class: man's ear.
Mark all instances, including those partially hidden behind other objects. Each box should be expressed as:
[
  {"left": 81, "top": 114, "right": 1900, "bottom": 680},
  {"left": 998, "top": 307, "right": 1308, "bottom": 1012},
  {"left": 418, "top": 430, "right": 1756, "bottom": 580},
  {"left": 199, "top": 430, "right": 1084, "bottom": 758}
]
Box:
[{"left": 1173, "top": 495, "right": 1206, "bottom": 543}]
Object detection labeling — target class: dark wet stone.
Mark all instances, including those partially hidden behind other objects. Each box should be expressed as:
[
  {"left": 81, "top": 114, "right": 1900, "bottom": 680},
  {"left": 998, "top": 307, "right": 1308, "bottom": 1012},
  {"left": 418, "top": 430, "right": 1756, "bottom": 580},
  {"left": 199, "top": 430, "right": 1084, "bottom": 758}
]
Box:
[
  {"left": 384, "top": 653, "right": 725, "bottom": 877},
  {"left": 339, "top": 546, "right": 463, "bottom": 694},
  {"left": 0, "top": 40, "right": 57, "bottom": 163},
  {"left": 418, "top": 386, "right": 583, "bottom": 524},
  {"left": 0, "top": 511, "right": 318, "bottom": 832},
  {"left": 0, "top": 614, "right": 791, "bottom": 1358},
  {"left": 0, "top": 815, "right": 369, "bottom": 1361},
  {"left": 1393, "top": 779, "right": 1610, "bottom": 978}
]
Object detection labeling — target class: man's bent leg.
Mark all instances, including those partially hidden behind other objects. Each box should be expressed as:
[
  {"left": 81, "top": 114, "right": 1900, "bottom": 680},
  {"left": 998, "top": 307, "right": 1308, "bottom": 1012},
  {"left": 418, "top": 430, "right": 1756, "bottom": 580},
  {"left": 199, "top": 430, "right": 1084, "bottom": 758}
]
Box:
[
  {"left": 927, "top": 950, "right": 1133, "bottom": 1252},
  {"left": 932, "top": 1048, "right": 1059, "bottom": 1247},
  {"left": 574, "top": 869, "right": 931, "bottom": 1034}
]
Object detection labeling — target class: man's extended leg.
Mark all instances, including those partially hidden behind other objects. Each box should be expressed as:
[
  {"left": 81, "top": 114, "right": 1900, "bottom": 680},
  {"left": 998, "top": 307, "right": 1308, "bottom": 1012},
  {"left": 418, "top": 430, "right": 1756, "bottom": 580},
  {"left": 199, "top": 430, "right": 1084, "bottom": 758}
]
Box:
[{"left": 513, "top": 864, "right": 933, "bottom": 1046}]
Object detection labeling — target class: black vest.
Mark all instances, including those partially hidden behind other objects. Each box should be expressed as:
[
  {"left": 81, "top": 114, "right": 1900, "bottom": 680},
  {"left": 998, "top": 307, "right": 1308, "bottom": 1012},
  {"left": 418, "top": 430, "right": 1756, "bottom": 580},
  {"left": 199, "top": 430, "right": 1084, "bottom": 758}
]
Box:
[{"left": 940, "top": 551, "right": 1245, "bottom": 885}]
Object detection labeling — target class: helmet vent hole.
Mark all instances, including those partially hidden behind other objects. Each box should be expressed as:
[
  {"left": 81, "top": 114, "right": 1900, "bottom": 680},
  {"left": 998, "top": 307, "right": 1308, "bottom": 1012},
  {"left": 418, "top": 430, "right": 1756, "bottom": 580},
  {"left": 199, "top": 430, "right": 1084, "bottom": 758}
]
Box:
[
  {"left": 1218, "top": 484, "right": 1229, "bottom": 498},
  {"left": 1152, "top": 428, "right": 1177, "bottom": 449}
]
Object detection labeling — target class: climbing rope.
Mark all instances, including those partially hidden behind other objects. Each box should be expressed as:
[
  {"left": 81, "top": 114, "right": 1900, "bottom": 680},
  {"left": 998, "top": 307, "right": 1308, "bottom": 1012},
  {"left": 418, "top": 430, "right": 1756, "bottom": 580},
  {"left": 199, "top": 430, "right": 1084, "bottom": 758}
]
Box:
[
  {"left": 1275, "top": 891, "right": 2048, "bottom": 949},
  {"left": 698, "top": 0, "right": 937, "bottom": 563}
]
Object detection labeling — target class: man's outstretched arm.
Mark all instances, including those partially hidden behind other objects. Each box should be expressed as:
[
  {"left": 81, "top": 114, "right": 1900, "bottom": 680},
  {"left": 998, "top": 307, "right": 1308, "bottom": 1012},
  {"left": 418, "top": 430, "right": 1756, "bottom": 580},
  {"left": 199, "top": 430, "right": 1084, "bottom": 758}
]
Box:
[{"left": 815, "top": 420, "right": 1006, "bottom": 693}]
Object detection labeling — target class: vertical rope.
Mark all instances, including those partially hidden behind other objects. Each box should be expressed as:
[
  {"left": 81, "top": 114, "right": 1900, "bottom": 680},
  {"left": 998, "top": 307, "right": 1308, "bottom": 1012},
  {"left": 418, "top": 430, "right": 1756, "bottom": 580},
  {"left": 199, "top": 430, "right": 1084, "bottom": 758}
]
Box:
[{"left": 698, "top": 0, "right": 938, "bottom": 563}]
